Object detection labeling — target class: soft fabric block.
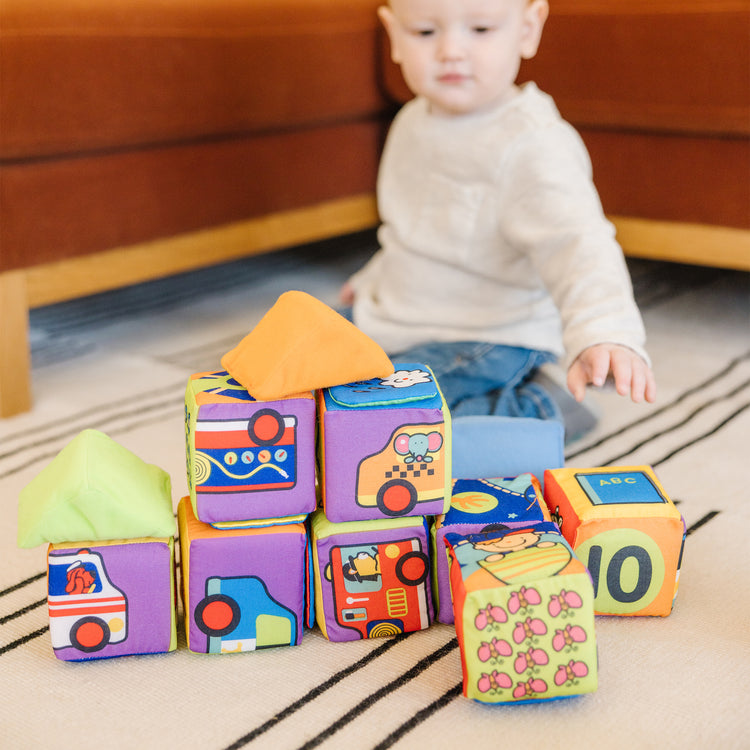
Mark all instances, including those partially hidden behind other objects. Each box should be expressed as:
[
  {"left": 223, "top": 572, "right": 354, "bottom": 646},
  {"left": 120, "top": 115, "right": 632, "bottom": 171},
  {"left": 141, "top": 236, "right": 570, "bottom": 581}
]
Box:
[
  {"left": 446, "top": 522, "right": 598, "bottom": 704},
  {"left": 185, "top": 370, "right": 316, "bottom": 526},
  {"left": 47, "top": 538, "right": 177, "bottom": 661},
  {"left": 311, "top": 510, "right": 433, "bottom": 642},
  {"left": 432, "top": 475, "right": 551, "bottom": 624},
  {"left": 451, "top": 416, "right": 564, "bottom": 488},
  {"left": 220, "top": 291, "right": 393, "bottom": 400},
  {"left": 178, "top": 497, "right": 312, "bottom": 654},
  {"left": 318, "top": 363, "right": 451, "bottom": 522},
  {"left": 18, "top": 429, "right": 175, "bottom": 547},
  {"left": 544, "top": 466, "right": 686, "bottom": 616}
]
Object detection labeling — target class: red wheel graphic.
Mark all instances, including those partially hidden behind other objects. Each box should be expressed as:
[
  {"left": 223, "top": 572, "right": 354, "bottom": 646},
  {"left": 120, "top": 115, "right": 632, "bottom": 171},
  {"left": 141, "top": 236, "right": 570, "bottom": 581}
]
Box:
[
  {"left": 376, "top": 479, "right": 418, "bottom": 516},
  {"left": 395, "top": 551, "right": 429, "bottom": 586},
  {"left": 195, "top": 594, "right": 241, "bottom": 637},
  {"left": 248, "top": 409, "right": 285, "bottom": 446},
  {"left": 70, "top": 616, "right": 110, "bottom": 653}
]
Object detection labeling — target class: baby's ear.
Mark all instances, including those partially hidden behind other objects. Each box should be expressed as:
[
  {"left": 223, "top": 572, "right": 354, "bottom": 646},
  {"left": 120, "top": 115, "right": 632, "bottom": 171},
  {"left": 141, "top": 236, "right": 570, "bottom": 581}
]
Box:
[
  {"left": 378, "top": 5, "right": 403, "bottom": 64},
  {"left": 520, "top": 0, "right": 549, "bottom": 60}
]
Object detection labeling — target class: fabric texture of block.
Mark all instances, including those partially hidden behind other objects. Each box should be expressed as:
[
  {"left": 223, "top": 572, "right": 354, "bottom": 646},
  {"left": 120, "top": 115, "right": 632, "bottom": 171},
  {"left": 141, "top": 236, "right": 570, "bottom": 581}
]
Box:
[
  {"left": 446, "top": 522, "right": 598, "bottom": 704},
  {"left": 178, "top": 497, "right": 312, "bottom": 654},
  {"left": 318, "top": 363, "right": 452, "bottom": 522},
  {"left": 47, "top": 538, "right": 177, "bottom": 661},
  {"left": 311, "top": 510, "right": 433, "bottom": 642},
  {"left": 221, "top": 291, "right": 394, "bottom": 400},
  {"left": 185, "top": 370, "right": 317, "bottom": 526},
  {"left": 544, "top": 466, "right": 686, "bottom": 616},
  {"left": 432, "top": 475, "right": 551, "bottom": 624},
  {"left": 18, "top": 429, "right": 175, "bottom": 548}
]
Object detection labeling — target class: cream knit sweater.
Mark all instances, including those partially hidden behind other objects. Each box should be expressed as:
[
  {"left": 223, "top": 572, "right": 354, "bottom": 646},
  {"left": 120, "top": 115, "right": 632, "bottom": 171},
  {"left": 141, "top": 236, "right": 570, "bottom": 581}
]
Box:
[{"left": 350, "top": 83, "right": 648, "bottom": 369}]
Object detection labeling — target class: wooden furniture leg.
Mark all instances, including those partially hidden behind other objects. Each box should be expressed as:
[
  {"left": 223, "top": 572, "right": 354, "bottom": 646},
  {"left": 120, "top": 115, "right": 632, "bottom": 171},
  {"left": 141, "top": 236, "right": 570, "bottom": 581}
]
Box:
[{"left": 0, "top": 270, "right": 32, "bottom": 417}]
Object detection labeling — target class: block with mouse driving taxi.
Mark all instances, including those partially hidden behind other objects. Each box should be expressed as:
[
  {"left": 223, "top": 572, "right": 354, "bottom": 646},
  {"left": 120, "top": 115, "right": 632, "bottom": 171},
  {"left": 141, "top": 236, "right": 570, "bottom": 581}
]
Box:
[
  {"left": 543, "top": 466, "right": 686, "bottom": 616},
  {"left": 310, "top": 510, "right": 433, "bottom": 641},
  {"left": 445, "top": 522, "right": 598, "bottom": 704},
  {"left": 317, "top": 363, "right": 451, "bottom": 523}
]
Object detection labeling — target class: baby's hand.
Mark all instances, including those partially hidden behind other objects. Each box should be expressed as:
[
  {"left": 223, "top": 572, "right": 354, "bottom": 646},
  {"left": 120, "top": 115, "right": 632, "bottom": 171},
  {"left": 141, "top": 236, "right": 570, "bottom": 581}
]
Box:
[
  {"left": 567, "top": 344, "right": 656, "bottom": 404},
  {"left": 339, "top": 281, "right": 355, "bottom": 307}
]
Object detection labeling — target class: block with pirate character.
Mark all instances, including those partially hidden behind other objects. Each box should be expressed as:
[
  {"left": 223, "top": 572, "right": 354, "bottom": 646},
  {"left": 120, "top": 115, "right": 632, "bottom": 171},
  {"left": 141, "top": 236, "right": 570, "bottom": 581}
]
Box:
[{"left": 445, "top": 522, "right": 598, "bottom": 704}]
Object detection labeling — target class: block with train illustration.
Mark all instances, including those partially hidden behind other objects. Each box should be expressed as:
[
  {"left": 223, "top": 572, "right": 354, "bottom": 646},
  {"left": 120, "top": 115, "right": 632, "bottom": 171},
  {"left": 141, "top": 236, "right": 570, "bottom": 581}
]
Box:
[
  {"left": 17, "top": 429, "right": 177, "bottom": 660},
  {"left": 178, "top": 497, "right": 313, "bottom": 654},
  {"left": 184, "top": 370, "right": 317, "bottom": 528},
  {"left": 445, "top": 522, "right": 598, "bottom": 704},
  {"left": 432, "top": 474, "right": 551, "bottom": 624},
  {"left": 311, "top": 510, "right": 433, "bottom": 641},
  {"left": 543, "top": 466, "right": 686, "bottom": 616},
  {"left": 318, "top": 364, "right": 451, "bottom": 522}
]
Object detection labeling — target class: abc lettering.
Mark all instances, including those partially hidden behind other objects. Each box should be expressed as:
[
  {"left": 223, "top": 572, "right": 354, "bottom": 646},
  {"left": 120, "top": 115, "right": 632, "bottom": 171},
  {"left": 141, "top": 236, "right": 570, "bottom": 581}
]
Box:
[{"left": 597, "top": 477, "right": 636, "bottom": 486}]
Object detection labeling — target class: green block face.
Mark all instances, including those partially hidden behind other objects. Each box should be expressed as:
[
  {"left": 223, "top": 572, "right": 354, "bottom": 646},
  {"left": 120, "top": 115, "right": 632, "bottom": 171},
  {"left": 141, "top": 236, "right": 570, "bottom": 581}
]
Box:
[
  {"left": 461, "top": 574, "right": 598, "bottom": 703},
  {"left": 446, "top": 524, "right": 598, "bottom": 704}
]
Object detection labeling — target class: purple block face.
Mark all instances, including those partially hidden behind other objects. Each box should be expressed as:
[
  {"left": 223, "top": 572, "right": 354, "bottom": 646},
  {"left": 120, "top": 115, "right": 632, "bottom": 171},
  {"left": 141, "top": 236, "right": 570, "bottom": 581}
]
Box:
[
  {"left": 180, "top": 501, "right": 310, "bottom": 654},
  {"left": 312, "top": 513, "right": 433, "bottom": 642},
  {"left": 187, "top": 385, "right": 317, "bottom": 524},
  {"left": 47, "top": 541, "right": 174, "bottom": 661},
  {"left": 319, "top": 365, "right": 450, "bottom": 523}
]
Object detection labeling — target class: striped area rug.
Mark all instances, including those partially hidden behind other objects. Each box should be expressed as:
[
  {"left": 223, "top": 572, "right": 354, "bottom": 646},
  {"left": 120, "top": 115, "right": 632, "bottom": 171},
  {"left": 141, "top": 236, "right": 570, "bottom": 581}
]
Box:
[{"left": 2, "top": 231, "right": 748, "bottom": 749}]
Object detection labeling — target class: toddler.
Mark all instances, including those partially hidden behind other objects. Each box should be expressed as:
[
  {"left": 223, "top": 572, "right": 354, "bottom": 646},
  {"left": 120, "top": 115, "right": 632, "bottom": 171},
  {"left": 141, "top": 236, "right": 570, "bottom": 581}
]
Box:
[{"left": 341, "top": 0, "right": 655, "bottom": 440}]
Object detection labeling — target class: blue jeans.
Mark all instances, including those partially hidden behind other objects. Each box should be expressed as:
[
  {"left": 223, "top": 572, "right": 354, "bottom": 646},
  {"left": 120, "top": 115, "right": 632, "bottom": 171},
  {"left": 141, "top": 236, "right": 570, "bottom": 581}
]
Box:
[
  {"left": 389, "top": 341, "right": 561, "bottom": 422},
  {"left": 338, "top": 307, "right": 561, "bottom": 422}
]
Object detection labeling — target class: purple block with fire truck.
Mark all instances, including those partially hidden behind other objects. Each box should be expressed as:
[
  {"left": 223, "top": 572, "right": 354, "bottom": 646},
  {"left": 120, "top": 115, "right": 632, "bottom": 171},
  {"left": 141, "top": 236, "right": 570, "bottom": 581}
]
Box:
[{"left": 310, "top": 510, "right": 433, "bottom": 642}]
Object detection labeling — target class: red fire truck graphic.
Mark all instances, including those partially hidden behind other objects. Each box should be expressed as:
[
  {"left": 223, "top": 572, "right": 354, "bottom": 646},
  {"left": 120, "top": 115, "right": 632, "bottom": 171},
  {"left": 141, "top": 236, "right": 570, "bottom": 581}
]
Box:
[{"left": 325, "top": 537, "right": 430, "bottom": 638}]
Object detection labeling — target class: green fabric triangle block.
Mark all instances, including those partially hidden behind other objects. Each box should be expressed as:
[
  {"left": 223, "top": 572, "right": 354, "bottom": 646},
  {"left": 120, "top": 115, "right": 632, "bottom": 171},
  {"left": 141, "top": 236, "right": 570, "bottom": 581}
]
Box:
[{"left": 17, "top": 429, "right": 175, "bottom": 548}]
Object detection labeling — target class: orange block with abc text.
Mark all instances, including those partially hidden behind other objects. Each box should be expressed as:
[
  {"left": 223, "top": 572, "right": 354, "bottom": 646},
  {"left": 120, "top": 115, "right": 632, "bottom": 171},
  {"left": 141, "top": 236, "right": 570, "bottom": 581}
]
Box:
[{"left": 543, "top": 466, "right": 686, "bottom": 617}]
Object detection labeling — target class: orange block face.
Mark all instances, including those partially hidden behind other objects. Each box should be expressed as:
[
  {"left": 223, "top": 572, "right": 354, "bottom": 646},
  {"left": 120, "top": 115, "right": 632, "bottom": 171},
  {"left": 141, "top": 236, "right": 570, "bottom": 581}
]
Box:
[{"left": 543, "top": 466, "right": 686, "bottom": 617}]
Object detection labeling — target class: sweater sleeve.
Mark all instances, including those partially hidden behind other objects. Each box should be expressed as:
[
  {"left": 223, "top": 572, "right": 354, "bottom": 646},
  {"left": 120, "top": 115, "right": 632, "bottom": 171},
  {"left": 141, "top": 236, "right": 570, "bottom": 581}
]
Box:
[{"left": 497, "top": 123, "right": 650, "bottom": 369}]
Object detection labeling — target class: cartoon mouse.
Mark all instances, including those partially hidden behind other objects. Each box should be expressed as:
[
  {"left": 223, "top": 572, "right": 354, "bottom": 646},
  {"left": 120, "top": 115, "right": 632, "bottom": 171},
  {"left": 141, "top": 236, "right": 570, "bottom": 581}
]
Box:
[{"left": 394, "top": 431, "right": 442, "bottom": 463}]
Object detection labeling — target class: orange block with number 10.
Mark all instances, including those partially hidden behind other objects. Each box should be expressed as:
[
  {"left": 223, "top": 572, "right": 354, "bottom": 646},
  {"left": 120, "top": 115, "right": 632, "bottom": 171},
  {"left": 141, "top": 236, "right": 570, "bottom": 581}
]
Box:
[{"left": 543, "top": 466, "right": 686, "bottom": 617}]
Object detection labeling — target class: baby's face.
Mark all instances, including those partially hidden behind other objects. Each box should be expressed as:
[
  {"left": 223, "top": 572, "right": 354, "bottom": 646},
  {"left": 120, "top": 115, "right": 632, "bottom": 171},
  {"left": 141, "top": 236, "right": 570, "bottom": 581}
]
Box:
[{"left": 381, "top": 0, "right": 546, "bottom": 117}]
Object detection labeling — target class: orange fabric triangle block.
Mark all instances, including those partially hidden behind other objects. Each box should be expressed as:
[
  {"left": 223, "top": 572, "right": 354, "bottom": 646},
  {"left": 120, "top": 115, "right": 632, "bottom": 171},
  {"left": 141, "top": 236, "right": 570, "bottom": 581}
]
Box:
[{"left": 221, "top": 291, "right": 394, "bottom": 400}]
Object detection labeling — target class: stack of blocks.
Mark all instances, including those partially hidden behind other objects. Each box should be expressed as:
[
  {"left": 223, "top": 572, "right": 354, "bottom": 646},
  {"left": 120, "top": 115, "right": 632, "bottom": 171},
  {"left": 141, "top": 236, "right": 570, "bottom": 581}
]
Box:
[
  {"left": 15, "top": 291, "right": 687, "bottom": 710},
  {"left": 179, "top": 290, "right": 398, "bottom": 653},
  {"left": 312, "top": 364, "right": 451, "bottom": 640}
]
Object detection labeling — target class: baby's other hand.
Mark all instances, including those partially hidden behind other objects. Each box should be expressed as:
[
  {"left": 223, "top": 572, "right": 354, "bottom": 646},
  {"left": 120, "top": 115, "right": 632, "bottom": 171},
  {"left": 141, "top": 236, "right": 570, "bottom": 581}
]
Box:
[
  {"left": 567, "top": 344, "right": 656, "bottom": 404},
  {"left": 339, "top": 281, "right": 355, "bottom": 307}
]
